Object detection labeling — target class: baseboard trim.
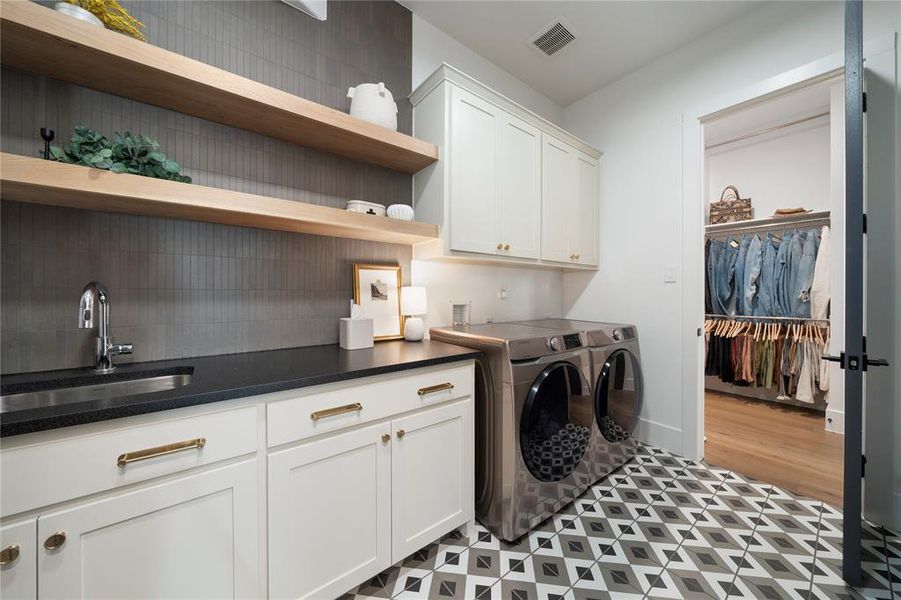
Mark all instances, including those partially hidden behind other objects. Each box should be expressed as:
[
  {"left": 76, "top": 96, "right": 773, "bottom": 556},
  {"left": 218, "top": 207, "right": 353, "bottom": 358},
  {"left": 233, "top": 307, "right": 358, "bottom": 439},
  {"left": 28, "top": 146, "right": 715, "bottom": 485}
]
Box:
[
  {"left": 638, "top": 417, "right": 683, "bottom": 456},
  {"left": 825, "top": 407, "right": 845, "bottom": 434}
]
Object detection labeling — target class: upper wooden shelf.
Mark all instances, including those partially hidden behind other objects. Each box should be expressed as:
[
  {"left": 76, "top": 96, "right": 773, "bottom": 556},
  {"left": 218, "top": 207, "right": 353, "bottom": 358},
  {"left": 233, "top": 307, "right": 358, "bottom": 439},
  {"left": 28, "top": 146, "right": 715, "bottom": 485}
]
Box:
[
  {"left": 0, "top": 1, "right": 439, "bottom": 174},
  {"left": 0, "top": 153, "right": 439, "bottom": 245}
]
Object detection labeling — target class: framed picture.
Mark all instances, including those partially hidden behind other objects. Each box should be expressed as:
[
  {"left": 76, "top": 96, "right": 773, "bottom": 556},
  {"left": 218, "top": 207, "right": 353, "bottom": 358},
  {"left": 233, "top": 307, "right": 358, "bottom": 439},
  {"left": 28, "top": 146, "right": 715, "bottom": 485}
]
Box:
[{"left": 353, "top": 264, "right": 403, "bottom": 341}]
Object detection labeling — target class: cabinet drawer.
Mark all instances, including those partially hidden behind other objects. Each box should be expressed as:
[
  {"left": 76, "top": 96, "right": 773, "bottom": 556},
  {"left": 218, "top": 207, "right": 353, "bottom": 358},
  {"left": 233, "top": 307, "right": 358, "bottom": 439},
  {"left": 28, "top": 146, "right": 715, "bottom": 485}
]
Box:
[
  {"left": 267, "top": 363, "right": 473, "bottom": 447},
  {"left": 1, "top": 406, "right": 256, "bottom": 517}
]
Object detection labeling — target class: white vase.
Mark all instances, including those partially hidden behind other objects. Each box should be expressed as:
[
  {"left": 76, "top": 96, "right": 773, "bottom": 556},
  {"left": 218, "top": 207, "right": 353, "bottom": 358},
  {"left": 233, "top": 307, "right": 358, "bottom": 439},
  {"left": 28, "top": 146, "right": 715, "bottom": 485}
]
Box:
[
  {"left": 387, "top": 204, "right": 414, "bottom": 221},
  {"left": 403, "top": 316, "right": 425, "bottom": 342},
  {"left": 347, "top": 82, "right": 398, "bottom": 131},
  {"left": 54, "top": 2, "right": 103, "bottom": 27}
]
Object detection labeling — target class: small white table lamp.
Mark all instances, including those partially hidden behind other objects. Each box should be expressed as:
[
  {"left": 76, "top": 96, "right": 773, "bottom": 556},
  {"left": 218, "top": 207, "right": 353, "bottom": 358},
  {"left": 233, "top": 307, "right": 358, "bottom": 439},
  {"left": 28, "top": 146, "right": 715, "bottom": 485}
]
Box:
[{"left": 401, "top": 286, "right": 427, "bottom": 342}]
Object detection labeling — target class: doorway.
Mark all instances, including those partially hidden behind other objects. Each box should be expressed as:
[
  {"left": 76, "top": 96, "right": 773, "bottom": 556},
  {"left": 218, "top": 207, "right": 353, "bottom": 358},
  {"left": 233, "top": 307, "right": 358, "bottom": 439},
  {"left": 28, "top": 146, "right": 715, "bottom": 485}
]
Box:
[{"left": 699, "top": 75, "right": 846, "bottom": 506}]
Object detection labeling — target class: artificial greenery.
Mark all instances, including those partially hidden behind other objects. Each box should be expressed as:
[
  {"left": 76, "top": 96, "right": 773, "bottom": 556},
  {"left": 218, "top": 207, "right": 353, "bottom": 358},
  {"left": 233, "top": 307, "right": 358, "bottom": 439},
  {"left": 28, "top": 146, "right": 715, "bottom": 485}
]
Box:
[{"left": 48, "top": 126, "right": 191, "bottom": 183}]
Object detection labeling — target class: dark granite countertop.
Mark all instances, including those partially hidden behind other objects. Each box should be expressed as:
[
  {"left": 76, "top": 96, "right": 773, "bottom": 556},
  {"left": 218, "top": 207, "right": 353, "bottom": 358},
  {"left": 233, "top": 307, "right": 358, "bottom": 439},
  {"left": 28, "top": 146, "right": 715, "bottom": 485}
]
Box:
[{"left": 0, "top": 341, "right": 480, "bottom": 437}]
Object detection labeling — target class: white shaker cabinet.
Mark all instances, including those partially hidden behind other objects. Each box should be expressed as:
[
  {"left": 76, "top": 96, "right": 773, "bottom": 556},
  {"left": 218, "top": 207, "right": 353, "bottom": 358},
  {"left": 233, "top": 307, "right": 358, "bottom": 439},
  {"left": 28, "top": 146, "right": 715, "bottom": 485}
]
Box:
[
  {"left": 391, "top": 399, "right": 473, "bottom": 561},
  {"left": 540, "top": 135, "right": 599, "bottom": 266},
  {"left": 412, "top": 63, "right": 600, "bottom": 269},
  {"left": 0, "top": 519, "right": 36, "bottom": 600},
  {"left": 268, "top": 423, "right": 392, "bottom": 600},
  {"left": 36, "top": 459, "right": 259, "bottom": 599}
]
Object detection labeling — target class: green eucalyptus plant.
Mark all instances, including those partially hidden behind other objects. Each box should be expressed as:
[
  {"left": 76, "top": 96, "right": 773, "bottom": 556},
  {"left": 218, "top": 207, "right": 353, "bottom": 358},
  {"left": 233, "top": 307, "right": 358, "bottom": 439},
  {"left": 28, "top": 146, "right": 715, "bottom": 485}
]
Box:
[{"left": 48, "top": 126, "right": 191, "bottom": 183}]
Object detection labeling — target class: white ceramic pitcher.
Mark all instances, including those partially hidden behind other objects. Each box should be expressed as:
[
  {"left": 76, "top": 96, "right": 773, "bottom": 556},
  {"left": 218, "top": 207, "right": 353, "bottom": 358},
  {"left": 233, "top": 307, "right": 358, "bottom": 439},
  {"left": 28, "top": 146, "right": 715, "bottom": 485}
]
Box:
[{"left": 347, "top": 82, "right": 398, "bottom": 131}]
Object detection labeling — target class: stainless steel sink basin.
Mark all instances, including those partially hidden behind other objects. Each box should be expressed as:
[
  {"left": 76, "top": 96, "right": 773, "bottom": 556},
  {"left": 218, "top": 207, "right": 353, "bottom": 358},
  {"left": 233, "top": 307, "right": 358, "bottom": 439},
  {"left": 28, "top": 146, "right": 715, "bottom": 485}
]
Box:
[{"left": 0, "top": 370, "right": 193, "bottom": 413}]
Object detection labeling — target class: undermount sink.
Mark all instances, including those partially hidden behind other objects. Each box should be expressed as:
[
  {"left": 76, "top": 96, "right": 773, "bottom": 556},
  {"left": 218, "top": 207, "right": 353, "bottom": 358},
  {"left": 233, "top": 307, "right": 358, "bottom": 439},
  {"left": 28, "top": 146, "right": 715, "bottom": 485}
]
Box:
[{"left": 0, "top": 367, "right": 193, "bottom": 413}]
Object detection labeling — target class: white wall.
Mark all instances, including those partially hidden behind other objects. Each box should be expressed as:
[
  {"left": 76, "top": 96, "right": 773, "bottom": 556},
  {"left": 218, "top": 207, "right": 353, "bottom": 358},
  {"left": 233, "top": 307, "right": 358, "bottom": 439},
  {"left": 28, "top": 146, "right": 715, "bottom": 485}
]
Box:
[
  {"left": 411, "top": 14, "right": 563, "bottom": 124},
  {"left": 409, "top": 12, "right": 565, "bottom": 328},
  {"left": 705, "top": 121, "right": 831, "bottom": 218},
  {"left": 561, "top": 1, "right": 899, "bottom": 525}
]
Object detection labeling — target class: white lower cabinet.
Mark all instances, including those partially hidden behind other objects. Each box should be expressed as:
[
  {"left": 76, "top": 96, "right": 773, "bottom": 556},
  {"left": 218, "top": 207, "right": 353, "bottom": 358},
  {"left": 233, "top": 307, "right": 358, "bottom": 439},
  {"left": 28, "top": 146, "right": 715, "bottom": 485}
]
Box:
[
  {"left": 268, "top": 423, "right": 391, "bottom": 600},
  {"left": 36, "top": 459, "right": 259, "bottom": 599},
  {"left": 391, "top": 400, "right": 472, "bottom": 562},
  {"left": 0, "top": 519, "right": 36, "bottom": 600}
]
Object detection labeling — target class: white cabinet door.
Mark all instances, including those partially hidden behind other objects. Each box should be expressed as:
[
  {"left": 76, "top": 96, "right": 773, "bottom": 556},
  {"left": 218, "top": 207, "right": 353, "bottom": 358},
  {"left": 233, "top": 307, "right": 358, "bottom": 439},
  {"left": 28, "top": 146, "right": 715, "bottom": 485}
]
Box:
[
  {"left": 1, "top": 519, "right": 36, "bottom": 600},
  {"left": 449, "top": 87, "right": 501, "bottom": 255},
  {"left": 268, "top": 422, "right": 391, "bottom": 600},
  {"left": 541, "top": 136, "right": 577, "bottom": 263},
  {"left": 391, "top": 399, "right": 473, "bottom": 562},
  {"left": 498, "top": 113, "right": 542, "bottom": 259},
  {"left": 573, "top": 152, "right": 599, "bottom": 266},
  {"left": 36, "top": 459, "right": 258, "bottom": 600}
]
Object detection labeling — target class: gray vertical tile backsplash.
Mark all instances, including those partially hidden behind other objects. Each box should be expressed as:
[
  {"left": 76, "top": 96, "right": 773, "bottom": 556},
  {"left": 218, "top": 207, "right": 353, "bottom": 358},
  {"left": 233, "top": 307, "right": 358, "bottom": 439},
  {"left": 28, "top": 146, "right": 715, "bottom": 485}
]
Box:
[{"left": 0, "top": 1, "right": 413, "bottom": 374}]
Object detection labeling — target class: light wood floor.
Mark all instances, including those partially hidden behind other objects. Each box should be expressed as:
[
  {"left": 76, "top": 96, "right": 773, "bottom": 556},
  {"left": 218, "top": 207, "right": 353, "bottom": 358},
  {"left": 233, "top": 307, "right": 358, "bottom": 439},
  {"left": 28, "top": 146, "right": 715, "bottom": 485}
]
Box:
[{"left": 704, "top": 391, "right": 844, "bottom": 507}]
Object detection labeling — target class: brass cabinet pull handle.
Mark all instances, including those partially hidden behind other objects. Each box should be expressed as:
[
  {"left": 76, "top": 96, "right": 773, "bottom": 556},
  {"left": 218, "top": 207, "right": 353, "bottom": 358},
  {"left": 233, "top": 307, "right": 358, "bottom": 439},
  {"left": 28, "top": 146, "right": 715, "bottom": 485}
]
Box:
[
  {"left": 0, "top": 544, "right": 20, "bottom": 565},
  {"left": 381, "top": 433, "right": 391, "bottom": 443},
  {"left": 117, "top": 438, "right": 206, "bottom": 468},
  {"left": 417, "top": 382, "right": 454, "bottom": 396},
  {"left": 396, "top": 429, "right": 406, "bottom": 439},
  {"left": 311, "top": 402, "right": 363, "bottom": 422},
  {"left": 44, "top": 532, "right": 66, "bottom": 551}
]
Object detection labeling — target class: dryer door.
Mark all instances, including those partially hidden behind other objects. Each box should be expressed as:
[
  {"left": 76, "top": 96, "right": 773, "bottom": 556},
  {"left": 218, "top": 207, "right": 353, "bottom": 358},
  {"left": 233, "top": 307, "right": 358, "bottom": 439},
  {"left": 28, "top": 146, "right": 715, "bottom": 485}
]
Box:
[
  {"left": 595, "top": 348, "right": 643, "bottom": 443},
  {"left": 519, "top": 361, "right": 592, "bottom": 482}
]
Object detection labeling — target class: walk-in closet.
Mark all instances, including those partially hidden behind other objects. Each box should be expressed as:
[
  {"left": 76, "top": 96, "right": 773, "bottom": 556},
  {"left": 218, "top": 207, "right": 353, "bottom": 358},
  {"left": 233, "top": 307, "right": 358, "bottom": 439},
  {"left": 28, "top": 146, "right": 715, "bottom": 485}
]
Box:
[{"left": 701, "top": 75, "right": 845, "bottom": 506}]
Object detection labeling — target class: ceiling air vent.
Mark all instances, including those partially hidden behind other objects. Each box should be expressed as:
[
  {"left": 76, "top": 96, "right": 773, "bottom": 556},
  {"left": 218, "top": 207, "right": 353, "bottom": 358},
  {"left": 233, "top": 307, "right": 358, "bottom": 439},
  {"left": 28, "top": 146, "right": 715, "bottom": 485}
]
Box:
[{"left": 529, "top": 18, "right": 576, "bottom": 57}]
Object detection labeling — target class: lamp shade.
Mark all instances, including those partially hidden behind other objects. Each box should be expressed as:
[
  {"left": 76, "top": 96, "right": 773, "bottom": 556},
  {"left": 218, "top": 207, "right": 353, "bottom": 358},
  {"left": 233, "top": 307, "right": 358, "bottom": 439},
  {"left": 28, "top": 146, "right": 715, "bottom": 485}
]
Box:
[{"left": 400, "top": 286, "right": 427, "bottom": 316}]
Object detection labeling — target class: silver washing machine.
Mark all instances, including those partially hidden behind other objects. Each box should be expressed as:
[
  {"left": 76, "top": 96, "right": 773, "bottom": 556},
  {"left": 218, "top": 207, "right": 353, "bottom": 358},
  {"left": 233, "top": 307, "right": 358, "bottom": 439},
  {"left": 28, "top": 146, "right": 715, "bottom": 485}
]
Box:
[
  {"left": 519, "top": 319, "right": 644, "bottom": 481},
  {"left": 429, "top": 322, "right": 594, "bottom": 542}
]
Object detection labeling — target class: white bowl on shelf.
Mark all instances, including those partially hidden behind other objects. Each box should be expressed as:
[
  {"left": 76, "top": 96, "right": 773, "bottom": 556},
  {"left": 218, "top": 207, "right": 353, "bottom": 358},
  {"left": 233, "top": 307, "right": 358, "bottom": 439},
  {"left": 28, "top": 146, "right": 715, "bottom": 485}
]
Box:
[
  {"left": 54, "top": 2, "right": 103, "bottom": 27},
  {"left": 387, "top": 204, "right": 414, "bottom": 221}
]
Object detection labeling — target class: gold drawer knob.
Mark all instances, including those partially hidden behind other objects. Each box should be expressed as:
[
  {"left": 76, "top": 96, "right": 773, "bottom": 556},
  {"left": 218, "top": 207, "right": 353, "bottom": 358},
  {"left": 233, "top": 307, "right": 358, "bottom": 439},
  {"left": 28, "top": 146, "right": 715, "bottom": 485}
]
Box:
[
  {"left": 0, "top": 544, "right": 20, "bottom": 565},
  {"left": 496, "top": 243, "right": 503, "bottom": 250},
  {"left": 381, "top": 433, "right": 391, "bottom": 443},
  {"left": 396, "top": 429, "right": 406, "bottom": 439},
  {"left": 44, "top": 532, "right": 66, "bottom": 551},
  {"left": 504, "top": 244, "right": 510, "bottom": 251}
]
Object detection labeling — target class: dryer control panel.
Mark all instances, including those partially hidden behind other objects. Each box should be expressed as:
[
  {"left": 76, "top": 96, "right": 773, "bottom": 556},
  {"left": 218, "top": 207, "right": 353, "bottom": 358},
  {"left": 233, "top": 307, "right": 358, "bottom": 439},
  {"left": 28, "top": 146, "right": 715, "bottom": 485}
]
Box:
[{"left": 563, "top": 334, "right": 582, "bottom": 349}]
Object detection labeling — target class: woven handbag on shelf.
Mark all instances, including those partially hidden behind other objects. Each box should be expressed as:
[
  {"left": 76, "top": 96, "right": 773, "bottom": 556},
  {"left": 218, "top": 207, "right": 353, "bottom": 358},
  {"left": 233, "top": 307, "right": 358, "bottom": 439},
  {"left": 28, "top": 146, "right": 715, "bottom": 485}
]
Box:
[{"left": 708, "top": 185, "right": 752, "bottom": 224}]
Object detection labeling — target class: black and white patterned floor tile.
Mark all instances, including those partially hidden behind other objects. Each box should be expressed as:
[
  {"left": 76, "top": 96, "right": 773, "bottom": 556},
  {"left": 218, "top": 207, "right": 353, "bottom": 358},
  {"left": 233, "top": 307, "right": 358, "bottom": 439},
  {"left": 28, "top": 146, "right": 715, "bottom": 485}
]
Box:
[{"left": 339, "top": 444, "right": 899, "bottom": 600}]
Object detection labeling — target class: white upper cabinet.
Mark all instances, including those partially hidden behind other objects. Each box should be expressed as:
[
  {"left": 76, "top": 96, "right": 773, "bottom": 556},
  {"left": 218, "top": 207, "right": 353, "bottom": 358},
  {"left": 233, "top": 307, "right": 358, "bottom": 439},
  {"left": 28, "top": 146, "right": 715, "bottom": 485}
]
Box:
[{"left": 412, "top": 64, "right": 600, "bottom": 269}]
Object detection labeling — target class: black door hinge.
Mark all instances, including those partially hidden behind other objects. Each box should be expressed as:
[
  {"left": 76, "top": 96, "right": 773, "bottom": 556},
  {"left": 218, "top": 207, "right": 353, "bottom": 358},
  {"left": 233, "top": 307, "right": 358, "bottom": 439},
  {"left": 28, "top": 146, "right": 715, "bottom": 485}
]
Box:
[
  {"left": 863, "top": 92, "right": 867, "bottom": 113},
  {"left": 862, "top": 455, "right": 867, "bottom": 478},
  {"left": 697, "top": 328, "right": 702, "bottom": 337},
  {"left": 863, "top": 213, "right": 867, "bottom": 234}
]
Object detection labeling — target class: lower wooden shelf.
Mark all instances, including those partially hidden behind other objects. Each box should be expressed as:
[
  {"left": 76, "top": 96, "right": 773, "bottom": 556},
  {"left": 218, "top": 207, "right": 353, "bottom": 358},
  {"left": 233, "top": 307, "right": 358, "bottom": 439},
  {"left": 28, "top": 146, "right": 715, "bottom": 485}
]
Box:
[{"left": 0, "top": 153, "right": 438, "bottom": 245}]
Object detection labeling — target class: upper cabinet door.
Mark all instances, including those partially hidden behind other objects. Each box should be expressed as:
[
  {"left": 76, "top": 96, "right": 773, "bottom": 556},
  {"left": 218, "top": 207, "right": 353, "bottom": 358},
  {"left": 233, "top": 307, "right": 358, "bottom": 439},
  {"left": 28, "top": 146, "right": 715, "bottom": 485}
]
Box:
[
  {"left": 573, "top": 152, "right": 599, "bottom": 266},
  {"left": 37, "top": 460, "right": 259, "bottom": 599},
  {"left": 391, "top": 399, "right": 473, "bottom": 562},
  {"left": 449, "top": 87, "right": 501, "bottom": 255},
  {"left": 1, "top": 519, "right": 36, "bottom": 600},
  {"left": 268, "top": 422, "right": 391, "bottom": 600},
  {"left": 498, "top": 113, "right": 542, "bottom": 260},
  {"left": 541, "top": 136, "right": 576, "bottom": 263}
]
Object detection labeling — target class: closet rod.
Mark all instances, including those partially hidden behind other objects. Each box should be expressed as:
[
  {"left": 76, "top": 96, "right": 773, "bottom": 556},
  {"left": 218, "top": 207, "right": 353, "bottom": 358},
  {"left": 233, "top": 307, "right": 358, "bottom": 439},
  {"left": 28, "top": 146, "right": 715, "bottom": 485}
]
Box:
[
  {"left": 705, "top": 210, "right": 830, "bottom": 237},
  {"left": 705, "top": 313, "right": 830, "bottom": 324},
  {"left": 705, "top": 111, "right": 830, "bottom": 150}
]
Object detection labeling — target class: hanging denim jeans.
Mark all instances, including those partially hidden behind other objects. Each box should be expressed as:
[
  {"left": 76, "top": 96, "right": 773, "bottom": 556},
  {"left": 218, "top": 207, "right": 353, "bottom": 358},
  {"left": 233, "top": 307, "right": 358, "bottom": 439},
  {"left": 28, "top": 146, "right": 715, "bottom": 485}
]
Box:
[
  {"left": 704, "top": 239, "right": 713, "bottom": 314},
  {"left": 707, "top": 239, "right": 725, "bottom": 314},
  {"left": 714, "top": 237, "right": 739, "bottom": 316},
  {"left": 786, "top": 230, "right": 808, "bottom": 318},
  {"left": 790, "top": 228, "right": 818, "bottom": 318},
  {"left": 754, "top": 233, "right": 778, "bottom": 316},
  {"left": 742, "top": 234, "right": 762, "bottom": 315},
  {"left": 773, "top": 229, "right": 795, "bottom": 317},
  {"left": 732, "top": 235, "right": 751, "bottom": 316}
]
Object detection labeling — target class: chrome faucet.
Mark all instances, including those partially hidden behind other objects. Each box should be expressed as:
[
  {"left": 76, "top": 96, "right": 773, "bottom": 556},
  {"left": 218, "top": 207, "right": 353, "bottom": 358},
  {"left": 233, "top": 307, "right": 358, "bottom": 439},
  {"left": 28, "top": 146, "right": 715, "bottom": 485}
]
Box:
[{"left": 78, "top": 282, "right": 133, "bottom": 373}]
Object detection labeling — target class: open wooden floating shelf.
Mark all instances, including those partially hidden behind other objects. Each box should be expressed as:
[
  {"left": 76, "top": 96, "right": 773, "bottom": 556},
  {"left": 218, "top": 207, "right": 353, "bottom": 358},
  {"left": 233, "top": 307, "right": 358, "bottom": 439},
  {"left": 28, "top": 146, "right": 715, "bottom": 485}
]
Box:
[
  {"left": 0, "top": 154, "right": 439, "bottom": 245},
  {"left": 0, "top": 1, "right": 439, "bottom": 174}
]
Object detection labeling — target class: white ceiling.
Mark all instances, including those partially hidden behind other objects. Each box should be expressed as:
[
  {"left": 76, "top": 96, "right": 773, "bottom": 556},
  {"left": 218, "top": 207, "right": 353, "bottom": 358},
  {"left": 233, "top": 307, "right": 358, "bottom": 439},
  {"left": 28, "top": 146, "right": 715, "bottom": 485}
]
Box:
[{"left": 402, "top": 1, "right": 766, "bottom": 106}]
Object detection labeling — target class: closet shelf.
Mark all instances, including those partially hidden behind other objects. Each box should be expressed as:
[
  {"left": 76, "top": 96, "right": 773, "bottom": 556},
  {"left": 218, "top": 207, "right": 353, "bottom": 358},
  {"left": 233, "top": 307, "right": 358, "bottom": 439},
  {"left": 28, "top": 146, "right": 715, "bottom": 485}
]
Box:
[
  {"left": 705, "top": 210, "right": 830, "bottom": 236},
  {"left": 705, "top": 314, "right": 829, "bottom": 324},
  {"left": 0, "top": 1, "right": 439, "bottom": 174},
  {"left": 0, "top": 153, "right": 439, "bottom": 245}
]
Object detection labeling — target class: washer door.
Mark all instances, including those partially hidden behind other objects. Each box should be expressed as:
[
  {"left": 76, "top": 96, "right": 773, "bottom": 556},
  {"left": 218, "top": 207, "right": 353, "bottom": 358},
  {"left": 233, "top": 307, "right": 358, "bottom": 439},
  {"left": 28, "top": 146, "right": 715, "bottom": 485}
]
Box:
[
  {"left": 595, "top": 349, "right": 643, "bottom": 443},
  {"left": 519, "top": 361, "right": 592, "bottom": 482}
]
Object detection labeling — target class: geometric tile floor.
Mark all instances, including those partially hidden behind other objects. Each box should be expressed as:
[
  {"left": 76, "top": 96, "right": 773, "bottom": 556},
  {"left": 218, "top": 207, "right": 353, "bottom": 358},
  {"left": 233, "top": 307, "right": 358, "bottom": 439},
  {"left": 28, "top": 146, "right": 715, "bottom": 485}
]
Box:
[{"left": 339, "top": 444, "right": 900, "bottom": 600}]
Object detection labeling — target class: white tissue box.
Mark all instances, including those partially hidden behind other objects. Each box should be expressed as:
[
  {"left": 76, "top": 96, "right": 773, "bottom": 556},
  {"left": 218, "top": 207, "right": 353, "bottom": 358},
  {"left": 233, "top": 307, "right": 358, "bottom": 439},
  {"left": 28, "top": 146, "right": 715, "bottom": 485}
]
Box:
[{"left": 340, "top": 318, "right": 374, "bottom": 350}]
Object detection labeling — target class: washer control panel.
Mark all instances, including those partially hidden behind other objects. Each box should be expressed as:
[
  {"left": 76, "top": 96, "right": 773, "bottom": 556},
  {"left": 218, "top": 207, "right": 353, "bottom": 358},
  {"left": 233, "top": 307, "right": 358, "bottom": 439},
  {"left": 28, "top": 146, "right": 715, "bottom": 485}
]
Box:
[
  {"left": 563, "top": 334, "right": 582, "bottom": 349},
  {"left": 548, "top": 337, "right": 561, "bottom": 351}
]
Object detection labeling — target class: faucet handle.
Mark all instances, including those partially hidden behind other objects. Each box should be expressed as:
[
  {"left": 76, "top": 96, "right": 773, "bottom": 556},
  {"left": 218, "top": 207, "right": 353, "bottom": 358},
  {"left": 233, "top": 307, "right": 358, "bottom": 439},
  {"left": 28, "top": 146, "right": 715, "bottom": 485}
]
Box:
[{"left": 109, "top": 343, "right": 133, "bottom": 356}]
